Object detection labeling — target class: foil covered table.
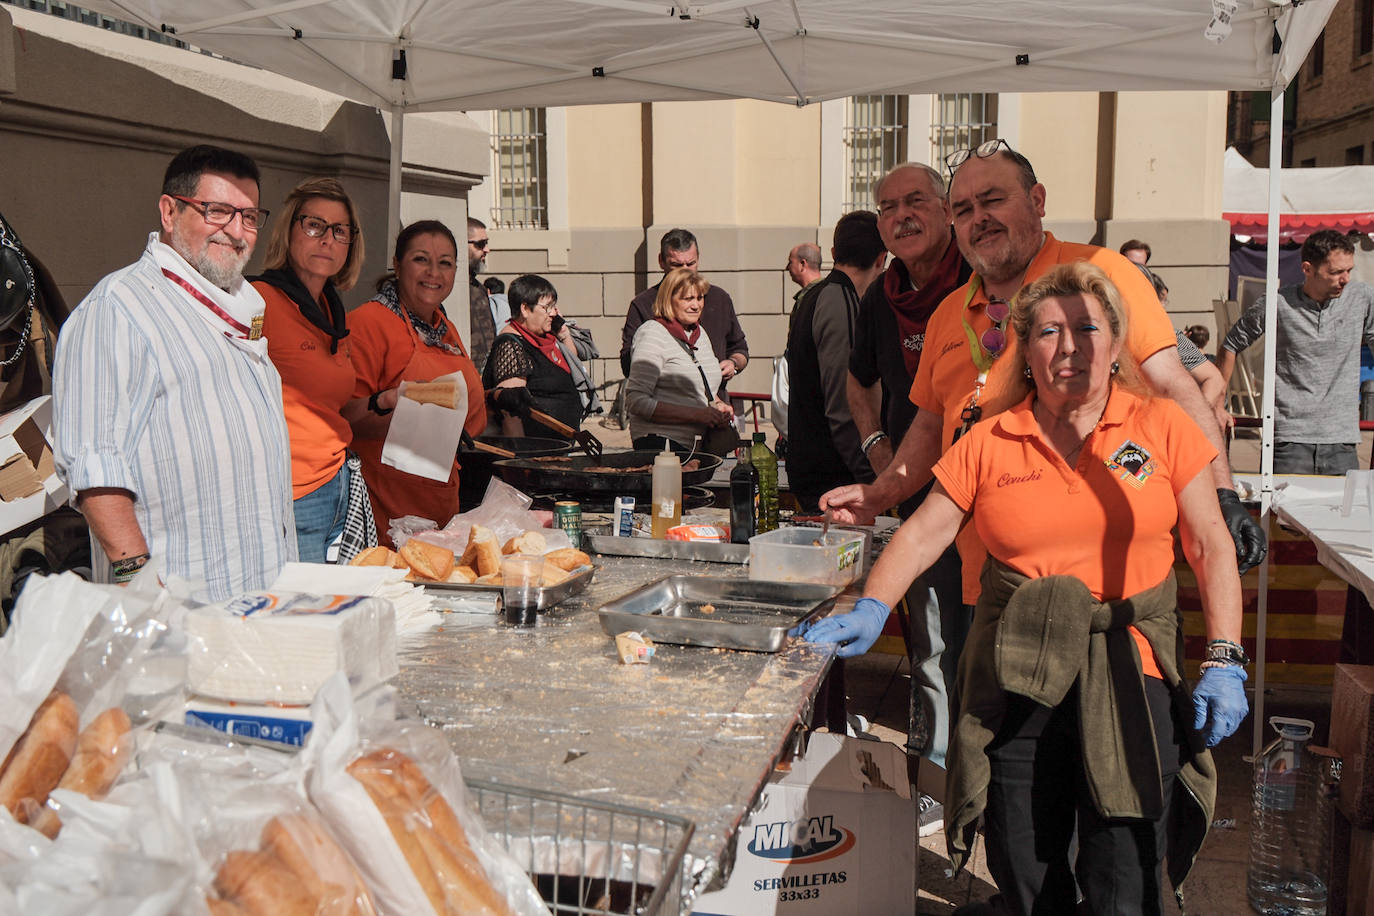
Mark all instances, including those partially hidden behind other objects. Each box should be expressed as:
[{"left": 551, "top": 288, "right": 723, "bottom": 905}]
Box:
[{"left": 394, "top": 553, "right": 849, "bottom": 906}]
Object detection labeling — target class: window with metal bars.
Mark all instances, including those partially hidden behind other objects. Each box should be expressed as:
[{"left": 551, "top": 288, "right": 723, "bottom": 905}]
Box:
[
  {"left": 491, "top": 107, "right": 549, "bottom": 230},
  {"left": 842, "top": 95, "right": 908, "bottom": 212},
  {"left": 1, "top": 0, "right": 191, "bottom": 48},
  {"left": 930, "top": 93, "right": 999, "bottom": 170}
]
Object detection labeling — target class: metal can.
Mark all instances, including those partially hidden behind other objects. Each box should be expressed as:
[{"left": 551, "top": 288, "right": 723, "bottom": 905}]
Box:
[
  {"left": 554, "top": 500, "right": 582, "bottom": 548},
  {"left": 613, "top": 496, "right": 635, "bottom": 538}
]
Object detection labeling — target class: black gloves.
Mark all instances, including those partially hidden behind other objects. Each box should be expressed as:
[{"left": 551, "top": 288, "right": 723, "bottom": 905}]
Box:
[
  {"left": 1217, "top": 488, "right": 1267, "bottom": 575},
  {"left": 492, "top": 386, "right": 534, "bottom": 418}
]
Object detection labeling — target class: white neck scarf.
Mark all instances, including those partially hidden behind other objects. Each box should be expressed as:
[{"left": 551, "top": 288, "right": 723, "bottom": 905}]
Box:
[{"left": 147, "top": 233, "right": 265, "bottom": 341}]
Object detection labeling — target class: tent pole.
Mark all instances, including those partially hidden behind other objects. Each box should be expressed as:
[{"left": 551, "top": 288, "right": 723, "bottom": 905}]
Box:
[
  {"left": 388, "top": 103, "right": 404, "bottom": 248},
  {"left": 1252, "top": 86, "right": 1283, "bottom": 756}
]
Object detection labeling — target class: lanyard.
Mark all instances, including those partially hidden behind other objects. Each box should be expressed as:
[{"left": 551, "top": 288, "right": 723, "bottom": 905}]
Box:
[
  {"left": 959, "top": 274, "right": 997, "bottom": 376},
  {"left": 161, "top": 268, "right": 260, "bottom": 340}
]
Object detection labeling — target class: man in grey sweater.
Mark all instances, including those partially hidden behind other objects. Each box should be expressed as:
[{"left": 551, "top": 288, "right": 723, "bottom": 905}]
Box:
[{"left": 1219, "top": 229, "right": 1374, "bottom": 475}]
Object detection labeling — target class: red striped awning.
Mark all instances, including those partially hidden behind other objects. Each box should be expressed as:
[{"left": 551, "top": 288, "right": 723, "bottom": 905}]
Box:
[{"left": 1224, "top": 211, "right": 1374, "bottom": 244}]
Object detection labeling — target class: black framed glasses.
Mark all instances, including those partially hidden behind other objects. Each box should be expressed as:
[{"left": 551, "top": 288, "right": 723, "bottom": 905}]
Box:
[
  {"left": 944, "top": 138, "right": 1014, "bottom": 175},
  {"left": 170, "top": 195, "right": 270, "bottom": 231},
  {"left": 470, "top": 238, "right": 490, "bottom": 250},
  {"left": 296, "top": 214, "right": 357, "bottom": 243}
]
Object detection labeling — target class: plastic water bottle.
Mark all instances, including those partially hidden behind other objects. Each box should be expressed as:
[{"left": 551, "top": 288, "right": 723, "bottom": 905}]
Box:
[
  {"left": 1248, "top": 716, "right": 1328, "bottom": 916},
  {"left": 750, "top": 432, "right": 779, "bottom": 533}
]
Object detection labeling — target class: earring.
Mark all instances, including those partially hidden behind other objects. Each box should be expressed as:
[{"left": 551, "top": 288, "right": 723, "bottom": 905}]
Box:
[
  {"left": 1023, "top": 366, "right": 1033, "bottom": 380},
  {"left": 1111, "top": 361, "right": 1120, "bottom": 375}
]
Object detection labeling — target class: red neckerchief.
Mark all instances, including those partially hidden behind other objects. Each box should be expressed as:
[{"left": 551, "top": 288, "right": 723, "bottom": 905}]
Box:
[
  {"left": 161, "top": 268, "right": 255, "bottom": 339},
  {"left": 883, "top": 233, "right": 965, "bottom": 376},
  {"left": 508, "top": 319, "right": 570, "bottom": 374},
  {"left": 655, "top": 316, "right": 702, "bottom": 348}
]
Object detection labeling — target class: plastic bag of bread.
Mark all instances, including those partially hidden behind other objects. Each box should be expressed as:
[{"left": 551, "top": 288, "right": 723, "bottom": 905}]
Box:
[
  {"left": 0, "top": 573, "right": 175, "bottom": 838},
  {"left": 406, "top": 477, "right": 572, "bottom": 559},
  {"left": 305, "top": 676, "right": 549, "bottom": 916}
]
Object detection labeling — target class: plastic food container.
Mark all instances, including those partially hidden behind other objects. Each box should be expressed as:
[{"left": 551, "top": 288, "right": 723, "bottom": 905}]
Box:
[{"left": 748, "top": 527, "right": 865, "bottom": 586}]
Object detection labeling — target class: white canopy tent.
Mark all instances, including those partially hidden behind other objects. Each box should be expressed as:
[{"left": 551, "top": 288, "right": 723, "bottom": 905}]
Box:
[
  {"left": 81, "top": 0, "right": 1337, "bottom": 751},
  {"left": 1224, "top": 145, "right": 1374, "bottom": 242}
]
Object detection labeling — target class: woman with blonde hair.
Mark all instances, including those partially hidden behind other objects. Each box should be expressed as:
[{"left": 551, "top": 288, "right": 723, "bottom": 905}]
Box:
[
  {"left": 624, "top": 267, "right": 736, "bottom": 455},
  {"left": 808, "top": 261, "right": 1246, "bottom": 915},
  {"left": 253, "top": 177, "right": 368, "bottom": 562}
]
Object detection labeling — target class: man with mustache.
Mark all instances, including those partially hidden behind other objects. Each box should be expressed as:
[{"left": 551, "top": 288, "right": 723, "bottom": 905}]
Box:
[
  {"left": 819, "top": 140, "right": 1265, "bottom": 655},
  {"left": 845, "top": 163, "right": 971, "bottom": 833},
  {"left": 52, "top": 145, "right": 296, "bottom": 600}
]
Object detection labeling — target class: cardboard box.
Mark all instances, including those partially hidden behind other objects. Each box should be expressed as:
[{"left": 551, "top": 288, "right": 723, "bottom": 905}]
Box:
[
  {"left": 1332, "top": 664, "right": 1374, "bottom": 827},
  {"left": 182, "top": 685, "right": 397, "bottom": 747},
  {"left": 692, "top": 732, "right": 915, "bottom": 916},
  {"left": 0, "top": 396, "right": 68, "bottom": 536},
  {"left": 1349, "top": 824, "right": 1374, "bottom": 916}
]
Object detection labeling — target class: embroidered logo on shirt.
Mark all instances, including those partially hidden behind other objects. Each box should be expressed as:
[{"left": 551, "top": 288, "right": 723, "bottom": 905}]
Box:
[
  {"left": 1105, "top": 440, "right": 1156, "bottom": 490},
  {"left": 997, "top": 469, "right": 1043, "bottom": 487}
]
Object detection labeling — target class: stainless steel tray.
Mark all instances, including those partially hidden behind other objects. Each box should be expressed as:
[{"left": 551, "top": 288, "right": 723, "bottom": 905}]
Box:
[
  {"left": 414, "top": 564, "right": 595, "bottom": 611},
  {"left": 597, "top": 576, "right": 841, "bottom": 652},
  {"left": 585, "top": 534, "right": 749, "bottom": 565}
]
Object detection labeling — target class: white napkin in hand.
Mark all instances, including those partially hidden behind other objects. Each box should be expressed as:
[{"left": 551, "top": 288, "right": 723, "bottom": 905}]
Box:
[{"left": 380, "top": 371, "right": 469, "bottom": 482}]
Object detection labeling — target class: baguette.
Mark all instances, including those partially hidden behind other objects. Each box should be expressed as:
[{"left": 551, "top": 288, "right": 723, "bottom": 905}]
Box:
[
  {"left": 399, "top": 539, "right": 456, "bottom": 581},
  {"left": 543, "top": 548, "right": 591, "bottom": 572},
  {"left": 501, "top": 531, "right": 546, "bottom": 556},
  {"left": 461, "top": 525, "right": 502, "bottom": 578},
  {"left": 349, "top": 546, "right": 405, "bottom": 568},
  {"left": 403, "top": 380, "right": 459, "bottom": 410},
  {"left": 31, "top": 707, "right": 132, "bottom": 839},
  {"left": 347, "top": 748, "right": 516, "bottom": 916},
  {"left": 446, "top": 565, "right": 478, "bottom": 584},
  {"left": 261, "top": 813, "right": 379, "bottom": 916},
  {"left": 214, "top": 849, "right": 322, "bottom": 916},
  {"left": 0, "top": 692, "right": 79, "bottom": 824},
  {"left": 540, "top": 562, "right": 570, "bottom": 586}
]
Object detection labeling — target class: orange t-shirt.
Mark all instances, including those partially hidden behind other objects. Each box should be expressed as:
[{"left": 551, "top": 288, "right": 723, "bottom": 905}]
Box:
[
  {"left": 910, "top": 233, "right": 1181, "bottom": 603},
  {"left": 257, "top": 282, "right": 356, "bottom": 500},
  {"left": 932, "top": 388, "right": 1216, "bottom": 678}
]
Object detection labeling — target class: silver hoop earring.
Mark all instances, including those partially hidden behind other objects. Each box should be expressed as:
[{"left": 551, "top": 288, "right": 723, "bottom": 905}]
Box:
[{"left": 1111, "top": 361, "right": 1120, "bottom": 375}]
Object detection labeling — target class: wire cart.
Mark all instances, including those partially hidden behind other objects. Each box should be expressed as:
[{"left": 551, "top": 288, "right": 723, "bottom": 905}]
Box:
[{"left": 468, "top": 779, "right": 697, "bottom": 916}]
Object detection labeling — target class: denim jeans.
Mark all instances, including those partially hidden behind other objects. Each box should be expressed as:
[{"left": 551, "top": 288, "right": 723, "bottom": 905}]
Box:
[
  {"left": 904, "top": 545, "right": 967, "bottom": 769},
  {"left": 1272, "top": 440, "right": 1358, "bottom": 476},
  {"left": 293, "top": 462, "right": 349, "bottom": 563}
]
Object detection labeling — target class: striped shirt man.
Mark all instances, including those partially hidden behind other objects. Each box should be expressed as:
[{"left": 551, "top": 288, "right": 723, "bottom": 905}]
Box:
[{"left": 53, "top": 232, "right": 296, "bottom": 600}]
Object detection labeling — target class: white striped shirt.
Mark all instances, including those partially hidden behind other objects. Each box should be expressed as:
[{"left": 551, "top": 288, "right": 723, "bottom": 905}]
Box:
[{"left": 53, "top": 233, "right": 296, "bottom": 600}]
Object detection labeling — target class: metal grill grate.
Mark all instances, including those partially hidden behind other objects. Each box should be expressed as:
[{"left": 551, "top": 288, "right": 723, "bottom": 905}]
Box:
[
  {"left": 469, "top": 779, "right": 696, "bottom": 916},
  {"left": 842, "top": 94, "right": 908, "bottom": 212},
  {"left": 492, "top": 107, "right": 550, "bottom": 230}
]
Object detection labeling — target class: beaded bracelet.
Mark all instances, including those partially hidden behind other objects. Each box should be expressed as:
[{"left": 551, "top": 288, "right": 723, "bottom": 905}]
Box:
[{"left": 1200, "top": 658, "right": 1245, "bottom": 670}]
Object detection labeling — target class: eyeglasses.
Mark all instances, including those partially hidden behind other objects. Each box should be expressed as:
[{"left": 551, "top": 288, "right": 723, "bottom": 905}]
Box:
[
  {"left": 470, "top": 238, "right": 490, "bottom": 250},
  {"left": 170, "top": 195, "right": 269, "bottom": 231},
  {"left": 944, "top": 138, "right": 1015, "bottom": 175},
  {"left": 980, "top": 298, "right": 1011, "bottom": 357},
  {"left": 296, "top": 214, "right": 357, "bottom": 243}
]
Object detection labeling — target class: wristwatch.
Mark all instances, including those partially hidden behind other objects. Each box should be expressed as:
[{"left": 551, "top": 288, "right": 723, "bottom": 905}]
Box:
[
  {"left": 368, "top": 390, "right": 393, "bottom": 416},
  {"left": 1205, "top": 639, "right": 1250, "bottom": 667}
]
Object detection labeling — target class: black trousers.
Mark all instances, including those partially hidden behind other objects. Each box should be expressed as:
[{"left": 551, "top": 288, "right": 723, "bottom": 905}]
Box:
[{"left": 983, "top": 677, "right": 1182, "bottom": 916}]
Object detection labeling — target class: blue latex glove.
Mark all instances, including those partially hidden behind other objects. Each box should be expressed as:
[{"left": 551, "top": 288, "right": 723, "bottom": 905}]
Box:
[
  {"left": 802, "top": 597, "right": 889, "bottom": 658},
  {"left": 1192, "top": 665, "right": 1249, "bottom": 747}
]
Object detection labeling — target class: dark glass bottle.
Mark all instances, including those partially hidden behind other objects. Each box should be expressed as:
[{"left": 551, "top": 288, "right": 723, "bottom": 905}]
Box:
[{"left": 729, "top": 447, "right": 760, "bottom": 544}]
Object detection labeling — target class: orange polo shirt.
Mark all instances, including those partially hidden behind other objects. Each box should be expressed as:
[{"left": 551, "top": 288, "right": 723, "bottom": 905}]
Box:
[
  {"left": 256, "top": 282, "right": 356, "bottom": 500},
  {"left": 910, "top": 233, "right": 1180, "bottom": 603},
  {"left": 933, "top": 388, "right": 1216, "bottom": 677}
]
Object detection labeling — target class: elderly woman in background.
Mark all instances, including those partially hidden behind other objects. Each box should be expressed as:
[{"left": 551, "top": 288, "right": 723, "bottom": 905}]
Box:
[
  {"left": 625, "top": 267, "right": 736, "bottom": 455},
  {"left": 807, "top": 262, "right": 1246, "bottom": 915},
  {"left": 483, "top": 274, "right": 584, "bottom": 440},
  {"left": 347, "top": 220, "right": 486, "bottom": 545},
  {"left": 253, "top": 177, "right": 366, "bottom": 562}
]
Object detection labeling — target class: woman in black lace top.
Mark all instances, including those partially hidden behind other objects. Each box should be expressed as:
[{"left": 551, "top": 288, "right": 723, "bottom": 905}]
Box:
[{"left": 483, "top": 274, "right": 583, "bottom": 440}]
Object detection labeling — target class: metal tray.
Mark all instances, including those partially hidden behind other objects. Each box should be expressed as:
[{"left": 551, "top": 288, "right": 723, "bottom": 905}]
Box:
[
  {"left": 413, "top": 564, "right": 595, "bottom": 611},
  {"left": 585, "top": 534, "right": 749, "bottom": 565},
  {"left": 597, "top": 576, "right": 841, "bottom": 652}
]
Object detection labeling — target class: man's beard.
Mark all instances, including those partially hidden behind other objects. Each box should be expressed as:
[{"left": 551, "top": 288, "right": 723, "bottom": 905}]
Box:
[
  {"left": 470, "top": 254, "right": 486, "bottom": 278},
  {"left": 171, "top": 224, "right": 251, "bottom": 289}
]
